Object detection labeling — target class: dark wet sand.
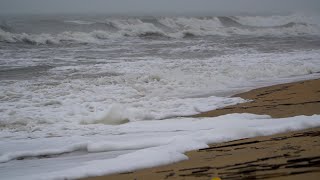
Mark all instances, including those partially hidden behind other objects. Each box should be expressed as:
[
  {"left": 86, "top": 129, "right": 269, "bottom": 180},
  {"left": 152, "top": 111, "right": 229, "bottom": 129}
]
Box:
[{"left": 84, "top": 79, "right": 320, "bottom": 180}]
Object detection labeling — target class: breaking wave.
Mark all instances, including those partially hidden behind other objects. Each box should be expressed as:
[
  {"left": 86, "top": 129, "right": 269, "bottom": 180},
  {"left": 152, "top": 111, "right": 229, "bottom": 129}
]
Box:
[{"left": 1, "top": 14, "right": 319, "bottom": 45}]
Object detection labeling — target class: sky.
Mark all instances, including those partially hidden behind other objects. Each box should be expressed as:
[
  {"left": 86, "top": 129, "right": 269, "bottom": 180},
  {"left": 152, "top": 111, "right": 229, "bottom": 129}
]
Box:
[{"left": 0, "top": 0, "right": 319, "bottom": 15}]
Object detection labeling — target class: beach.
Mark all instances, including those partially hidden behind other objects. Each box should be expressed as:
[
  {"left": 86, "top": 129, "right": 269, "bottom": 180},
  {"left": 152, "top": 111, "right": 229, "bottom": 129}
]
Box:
[
  {"left": 1, "top": 13, "right": 320, "bottom": 180},
  {"left": 196, "top": 78, "right": 320, "bottom": 118},
  {"left": 85, "top": 78, "right": 320, "bottom": 180}
]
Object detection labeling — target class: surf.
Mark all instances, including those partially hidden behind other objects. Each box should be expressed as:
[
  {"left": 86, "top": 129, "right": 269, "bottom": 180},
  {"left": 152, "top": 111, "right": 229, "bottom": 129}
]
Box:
[{"left": 0, "top": 14, "right": 319, "bottom": 45}]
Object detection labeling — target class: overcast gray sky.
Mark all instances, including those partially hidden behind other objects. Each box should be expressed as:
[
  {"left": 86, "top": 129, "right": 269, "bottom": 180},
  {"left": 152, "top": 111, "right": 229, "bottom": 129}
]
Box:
[{"left": 0, "top": 0, "right": 319, "bottom": 15}]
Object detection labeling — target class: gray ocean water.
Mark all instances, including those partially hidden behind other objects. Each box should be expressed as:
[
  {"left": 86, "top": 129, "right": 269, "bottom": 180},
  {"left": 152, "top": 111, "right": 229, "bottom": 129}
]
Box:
[
  {"left": 1, "top": 13, "right": 320, "bottom": 125},
  {"left": 1, "top": 14, "right": 320, "bottom": 78},
  {"left": 1, "top": 13, "right": 320, "bottom": 180}
]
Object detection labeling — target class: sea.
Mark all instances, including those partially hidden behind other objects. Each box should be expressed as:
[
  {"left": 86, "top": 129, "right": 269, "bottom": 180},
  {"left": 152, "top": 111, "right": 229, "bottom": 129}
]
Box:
[{"left": 1, "top": 13, "right": 320, "bottom": 179}]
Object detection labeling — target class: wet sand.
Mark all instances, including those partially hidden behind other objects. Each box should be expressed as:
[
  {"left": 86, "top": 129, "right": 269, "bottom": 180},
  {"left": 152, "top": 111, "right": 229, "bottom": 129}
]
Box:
[
  {"left": 195, "top": 78, "right": 320, "bottom": 118},
  {"left": 84, "top": 79, "right": 320, "bottom": 180}
]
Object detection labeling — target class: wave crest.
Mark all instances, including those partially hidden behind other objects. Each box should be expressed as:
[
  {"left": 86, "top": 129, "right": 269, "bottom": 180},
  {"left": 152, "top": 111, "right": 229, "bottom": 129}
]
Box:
[{"left": 1, "top": 14, "right": 319, "bottom": 45}]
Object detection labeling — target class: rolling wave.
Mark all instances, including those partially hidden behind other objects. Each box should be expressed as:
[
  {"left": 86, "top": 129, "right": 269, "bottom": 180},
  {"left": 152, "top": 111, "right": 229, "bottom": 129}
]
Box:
[{"left": 1, "top": 14, "right": 319, "bottom": 45}]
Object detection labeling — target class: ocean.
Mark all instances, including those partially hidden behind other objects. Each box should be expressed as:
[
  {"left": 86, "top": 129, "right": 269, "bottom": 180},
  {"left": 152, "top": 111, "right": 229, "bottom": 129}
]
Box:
[{"left": 1, "top": 13, "right": 320, "bottom": 179}]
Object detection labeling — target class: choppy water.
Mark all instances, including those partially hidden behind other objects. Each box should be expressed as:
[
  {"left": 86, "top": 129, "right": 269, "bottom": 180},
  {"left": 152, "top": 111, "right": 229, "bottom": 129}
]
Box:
[{"left": 0, "top": 13, "right": 320, "bottom": 180}]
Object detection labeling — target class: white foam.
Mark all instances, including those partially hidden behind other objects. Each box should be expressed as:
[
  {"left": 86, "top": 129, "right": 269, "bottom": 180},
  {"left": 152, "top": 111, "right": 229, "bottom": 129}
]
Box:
[
  {"left": 0, "top": 143, "right": 87, "bottom": 163},
  {"left": 0, "top": 114, "right": 319, "bottom": 180},
  {"left": 0, "top": 29, "right": 114, "bottom": 45},
  {"left": 87, "top": 138, "right": 172, "bottom": 153},
  {"left": 159, "top": 17, "right": 227, "bottom": 37},
  {"left": 1, "top": 50, "right": 320, "bottom": 132},
  {"left": 82, "top": 104, "right": 130, "bottom": 125},
  {"left": 1, "top": 14, "right": 319, "bottom": 45}
]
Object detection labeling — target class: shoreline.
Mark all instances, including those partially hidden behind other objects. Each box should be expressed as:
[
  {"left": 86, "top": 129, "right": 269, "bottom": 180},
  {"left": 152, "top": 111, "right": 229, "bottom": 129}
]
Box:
[
  {"left": 84, "top": 78, "right": 320, "bottom": 180},
  {"left": 195, "top": 78, "right": 320, "bottom": 118}
]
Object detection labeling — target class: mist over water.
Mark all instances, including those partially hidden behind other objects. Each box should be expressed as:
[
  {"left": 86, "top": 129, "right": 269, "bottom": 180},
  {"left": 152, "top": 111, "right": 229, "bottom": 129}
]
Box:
[{"left": 1, "top": 0, "right": 320, "bottom": 15}]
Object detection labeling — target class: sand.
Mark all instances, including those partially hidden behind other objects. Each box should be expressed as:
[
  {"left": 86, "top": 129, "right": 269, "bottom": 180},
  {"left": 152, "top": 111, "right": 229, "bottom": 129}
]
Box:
[
  {"left": 194, "top": 78, "right": 320, "bottom": 118},
  {"left": 84, "top": 79, "right": 320, "bottom": 180}
]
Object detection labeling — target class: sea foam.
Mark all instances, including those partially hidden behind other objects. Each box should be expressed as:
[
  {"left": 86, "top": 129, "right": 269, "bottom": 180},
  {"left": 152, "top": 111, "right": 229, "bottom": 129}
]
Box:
[{"left": 1, "top": 114, "right": 319, "bottom": 180}]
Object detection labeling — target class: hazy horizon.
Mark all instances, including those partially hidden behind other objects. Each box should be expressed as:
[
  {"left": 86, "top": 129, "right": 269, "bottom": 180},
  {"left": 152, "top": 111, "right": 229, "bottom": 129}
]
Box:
[{"left": 0, "top": 0, "right": 319, "bottom": 16}]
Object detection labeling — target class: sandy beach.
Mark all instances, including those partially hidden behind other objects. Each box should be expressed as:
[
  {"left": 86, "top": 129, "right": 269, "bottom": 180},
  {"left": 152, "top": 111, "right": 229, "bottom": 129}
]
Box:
[
  {"left": 84, "top": 78, "right": 320, "bottom": 180},
  {"left": 2, "top": 8, "right": 320, "bottom": 180},
  {"left": 195, "top": 78, "right": 320, "bottom": 118}
]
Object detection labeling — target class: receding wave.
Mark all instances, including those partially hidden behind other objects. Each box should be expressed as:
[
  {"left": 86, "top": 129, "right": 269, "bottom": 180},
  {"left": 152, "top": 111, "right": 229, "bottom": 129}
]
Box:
[{"left": 1, "top": 14, "right": 319, "bottom": 45}]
